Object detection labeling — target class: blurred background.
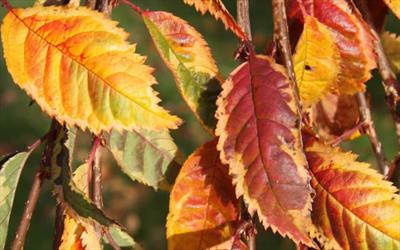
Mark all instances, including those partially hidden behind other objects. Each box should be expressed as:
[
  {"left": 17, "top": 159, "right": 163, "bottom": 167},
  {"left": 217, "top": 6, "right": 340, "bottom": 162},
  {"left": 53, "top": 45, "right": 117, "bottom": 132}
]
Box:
[{"left": 0, "top": 0, "right": 398, "bottom": 249}]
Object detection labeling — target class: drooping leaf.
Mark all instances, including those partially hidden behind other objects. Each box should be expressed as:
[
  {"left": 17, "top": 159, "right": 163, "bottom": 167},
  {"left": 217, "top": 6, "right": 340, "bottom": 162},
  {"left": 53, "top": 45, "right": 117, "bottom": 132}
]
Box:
[
  {"left": 383, "top": 0, "right": 400, "bottom": 19},
  {"left": 304, "top": 136, "right": 400, "bottom": 249},
  {"left": 1, "top": 6, "right": 180, "bottom": 134},
  {"left": 294, "top": 16, "right": 341, "bottom": 107},
  {"left": 106, "top": 128, "right": 180, "bottom": 189},
  {"left": 311, "top": 93, "right": 361, "bottom": 141},
  {"left": 167, "top": 139, "right": 244, "bottom": 250},
  {"left": 382, "top": 32, "right": 400, "bottom": 74},
  {"left": 290, "top": 0, "right": 376, "bottom": 94},
  {"left": 0, "top": 151, "right": 32, "bottom": 250},
  {"left": 353, "top": 0, "right": 388, "bottom": 32},
  {"left": 104, "top": 225, "right": 140, "bottom": 249},
  {"left": 182, "top": 0, "right": 246, "bottom": 40},
  {"left": 215, "top": 53, "right": 314, "bottom": 246},
  {"left": 142, "top": 11, "right": 221, "bottom": 132}
]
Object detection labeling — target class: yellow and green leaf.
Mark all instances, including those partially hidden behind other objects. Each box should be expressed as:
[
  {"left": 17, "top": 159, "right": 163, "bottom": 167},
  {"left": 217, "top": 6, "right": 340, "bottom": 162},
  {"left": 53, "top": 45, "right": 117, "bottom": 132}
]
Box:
[
  {"left": 143, "top": 11, "right": 221, "bottom": 132},
  {"left": 1, "top": 6, "right": 180, "bottom": 134}
]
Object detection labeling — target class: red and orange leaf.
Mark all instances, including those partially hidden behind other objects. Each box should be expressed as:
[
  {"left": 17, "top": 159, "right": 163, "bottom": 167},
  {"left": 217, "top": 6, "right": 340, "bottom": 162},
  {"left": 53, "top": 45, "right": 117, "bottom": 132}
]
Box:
[
  {"left": 1, "top": 6, "right": 180, "bottom": 134},
  {"left": 383, "top": 0, "right": 400, "bottom": 19},
  {"left": 305, "top": 136, "right": 400, "bottom": 249},
  {"left": 216, "top": 53, "right": 315, "bottom": 246},
  {"left": 167, "top": 139, "right": 244, "bottom": 250},
  {"left": 311, "top": 93, "right": 361, "bottom": 142},
  {"left": 182, "top": 0, "right": 246, "bottom": 40},
  {"left": 142, "top": 11, "right": 220, "bottom": 132},
  {"left": 291, "top": 0, "right": 376, "bottom": 95}
]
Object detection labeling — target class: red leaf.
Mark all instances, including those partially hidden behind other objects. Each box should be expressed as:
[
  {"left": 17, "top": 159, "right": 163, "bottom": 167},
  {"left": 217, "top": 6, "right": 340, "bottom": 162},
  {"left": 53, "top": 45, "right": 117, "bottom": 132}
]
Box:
[
  {"left": 216, "top": 52, "right": 315, "bottom": 246},
  {"left": 167, "top": 139, "right": 245, "bottom": 250}
]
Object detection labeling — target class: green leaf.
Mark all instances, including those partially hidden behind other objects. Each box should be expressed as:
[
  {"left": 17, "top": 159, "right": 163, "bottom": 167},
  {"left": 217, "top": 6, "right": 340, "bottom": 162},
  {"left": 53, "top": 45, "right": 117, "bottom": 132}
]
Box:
[
  {"left": 103, "top": 225, "right": 141, "bottom": 249},
  {"left": 106, "top": 128, "right": 181, "bottom": 189},
  {"left": 0, "top": 151, "right": 31, "bottom": 249}
]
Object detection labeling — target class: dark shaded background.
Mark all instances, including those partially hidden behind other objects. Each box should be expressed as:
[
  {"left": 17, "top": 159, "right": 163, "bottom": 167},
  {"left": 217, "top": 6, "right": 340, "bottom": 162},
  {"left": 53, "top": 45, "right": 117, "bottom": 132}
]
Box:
[{"left": 0, "top": 0, "right": 399, "bottom": 249}]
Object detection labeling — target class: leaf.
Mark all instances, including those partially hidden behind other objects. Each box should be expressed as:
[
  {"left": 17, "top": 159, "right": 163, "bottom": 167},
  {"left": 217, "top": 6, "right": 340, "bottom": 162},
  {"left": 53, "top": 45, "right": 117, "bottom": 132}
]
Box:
[
  {"left": 60, "top": 209, "right": 101, "bottom": 250},
  {"left": 0, "top": 151, "right": 31, "bottom": 250},
  {"left": 293, "top": 16, "right": 341, "bottom": 107},
  {"left": 382, "top": 32, "right": 400, "bottom": 74},
  {"left": 167, "top": 139, "right": 244, "bottom": 250},
  {"left": 215, "top": 53, "right": 314, "bottom": 246},
  {"left": 182, "top": 0, "right": 246, "bottom": 40},
  {"left": 1, "top": 6, "right": 180, "bottom": 134},
  {"left": 106, "top": 128, "right": 180, "bottom": 189},
  {"left": 142, "top": 11, "right": 221, "bottom": 132},
  {"left": 304, "top": 136, "right": 400, "bottom": 249},
  {"left": 311, "top": 93, "right": 361, "bottom": 141},
  {"left": 292, "top": 0, "right": 376, "bottom": 94},
  {"left": 104, "top": 225, "right": 139, "bottom": 249},
  {"left": 383, "top": 0, "right": 400, "bottom": 19}
]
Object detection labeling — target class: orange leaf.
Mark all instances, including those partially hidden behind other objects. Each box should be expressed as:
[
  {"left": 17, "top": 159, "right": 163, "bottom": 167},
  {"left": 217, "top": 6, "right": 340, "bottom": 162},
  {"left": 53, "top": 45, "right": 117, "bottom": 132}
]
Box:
[
  {"left": 216, "top": 53, "right": 315, "bottom": 246},
  {"left": 1, "top": 6, "right": 180, "bottom": 134},
  {"left": 305, "top": 136, "right": 400, "bottom": 249},
  {"left": 182, "top": 0, "right": 246, "bottom": 40},
  {"left": 167, "top": 139, "right": 244, "bottom": 250}
]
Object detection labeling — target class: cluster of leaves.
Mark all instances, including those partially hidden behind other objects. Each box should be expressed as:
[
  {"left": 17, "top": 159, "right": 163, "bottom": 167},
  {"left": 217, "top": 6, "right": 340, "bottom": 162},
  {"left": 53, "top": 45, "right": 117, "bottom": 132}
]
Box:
[{"left": 0, "top": 0, "right": 399, "bottom": 249}]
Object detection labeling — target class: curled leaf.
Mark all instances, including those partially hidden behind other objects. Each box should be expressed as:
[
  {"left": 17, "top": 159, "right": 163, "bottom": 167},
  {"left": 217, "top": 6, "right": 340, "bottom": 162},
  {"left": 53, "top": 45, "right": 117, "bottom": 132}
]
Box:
[
  {"left": 182, "top": 0, "right": 246, "bottom": 40},
  {"left": 305, "top": 136, "right": 400, "bottom": 249},
  {"left": 1, "top": 6, "right": 180, "bottom": 134},
  {"left": 294, "top": 16, "right": 341, "bottom": 107},
  {"left": 216, "top": 54, "right": 314, "bottom": 246},
  {"left": 167, "top": 139, "right": 243, "bottom": 250},
  {"left": 143, "top": 11, "right": 221, "bottom": 132},
  {"left": 311, "top": 93, "right": 361, "bottom": 141}
]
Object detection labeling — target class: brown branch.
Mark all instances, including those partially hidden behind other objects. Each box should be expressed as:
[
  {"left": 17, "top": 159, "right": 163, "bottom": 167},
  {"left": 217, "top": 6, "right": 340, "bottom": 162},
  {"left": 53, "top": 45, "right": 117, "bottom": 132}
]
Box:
[
  {"left": 271, "top": 0, "right": 303, "bottom": 123},
  {"left": 236, "top": 2, "right": 256, "bottom": 249},
  {"left": 356, "top": 0, "right": 400, "bottom": 144},
  {"left": 52, "top": 204, "right": 65, "bottom": 250},
  {"left": 11, "top": 167, "right": 45, "bottom": 250},
  {"left": 356, "top": 92, "right": 389, "bottom": 175},
  {"left": 236, "top": 0, "right": 252, "bottom": 40}
]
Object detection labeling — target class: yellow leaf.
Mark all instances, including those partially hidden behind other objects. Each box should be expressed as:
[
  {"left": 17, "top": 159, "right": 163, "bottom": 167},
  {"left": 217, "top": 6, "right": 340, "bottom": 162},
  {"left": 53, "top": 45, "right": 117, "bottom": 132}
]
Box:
[
  {"left": 383, "top": 0, "right": 400, "bottom": 19},
  {"left": 382, "top": 31, "right": 400, "bottom": 74},
  {"left": 1, "top": 6, "right": 181, "bottom": 134},
  {"left": 294, "top": 16, "right": 341, "bottom": 107}
]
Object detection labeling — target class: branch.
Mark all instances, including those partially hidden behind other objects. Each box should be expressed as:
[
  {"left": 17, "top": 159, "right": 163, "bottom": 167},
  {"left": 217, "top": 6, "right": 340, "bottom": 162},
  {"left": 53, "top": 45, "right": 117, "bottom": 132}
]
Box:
[
  {"left": 356, "top": 92, "right": 389, "bottom": 175},
  {"left": 236, "top": 0, "right": 252, "bottom": 40},
  {"left": 356, "top": 0, "right": 400, "bottom": 144},
  {"left": 11, "top": 167, "right": 45, "bottom": 250},
  {"left": 271, "top": 0, "right": 303, "bottom": 124}
]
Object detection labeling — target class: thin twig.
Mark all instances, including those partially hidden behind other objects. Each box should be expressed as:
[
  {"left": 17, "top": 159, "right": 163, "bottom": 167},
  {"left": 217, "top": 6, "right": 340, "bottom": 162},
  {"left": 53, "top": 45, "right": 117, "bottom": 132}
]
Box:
[
  {"left": 356, "top": 0, "right": 400, "bottom": 144},
  {"left": 356, "top": 92, "right": 389, "bottom": 175},
  {"left": 236, "top": 1, "right": 256, "bottom": 249},
  {"left": 272, "top": 0, "right": 302, "bottom": 113},
  {"left": 120, "top": 0, "right": 142, "bottom": 14},
  {"left": 11, "top": 167, "right": 45, "bottom": 250},
  {"left": 236, "top": 0, "right": 252, "bottom": 40},
  {"left": 52, "top": 205, "right": 65, "bottom": 250}
]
